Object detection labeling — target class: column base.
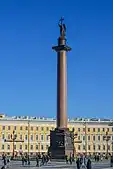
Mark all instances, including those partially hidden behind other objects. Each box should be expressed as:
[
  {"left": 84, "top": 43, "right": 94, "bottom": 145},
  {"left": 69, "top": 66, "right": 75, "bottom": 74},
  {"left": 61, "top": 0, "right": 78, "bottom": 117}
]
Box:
[{"left": 49, "top": 128, "right": 74, "bottom": 159}]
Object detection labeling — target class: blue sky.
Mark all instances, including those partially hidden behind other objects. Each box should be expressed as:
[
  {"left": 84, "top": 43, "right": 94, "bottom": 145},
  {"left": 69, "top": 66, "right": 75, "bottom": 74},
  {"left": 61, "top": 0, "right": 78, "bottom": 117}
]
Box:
[{"left": 0, "top": 0, "right": 113, "bottom": 118}]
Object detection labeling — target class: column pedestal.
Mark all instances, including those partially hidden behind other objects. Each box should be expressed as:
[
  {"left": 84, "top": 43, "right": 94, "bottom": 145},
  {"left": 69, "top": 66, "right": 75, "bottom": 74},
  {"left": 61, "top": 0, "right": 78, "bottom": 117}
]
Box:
[{"left": 49, "top": 128, "right": 74, "bottom": 159}]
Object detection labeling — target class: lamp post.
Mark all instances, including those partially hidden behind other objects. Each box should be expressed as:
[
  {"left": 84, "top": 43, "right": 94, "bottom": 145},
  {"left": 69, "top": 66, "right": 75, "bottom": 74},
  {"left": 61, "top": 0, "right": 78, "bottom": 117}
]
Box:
[
  {"left": 4, "top": 130, "right": 24, "bottom": 159},
  {"left": 108, "top": 122, "right": 113, "bottom": 156},
  {"left": 104, "top": 123, "right": 113, "bottom": 159},
  {"left": 103, "top": 129, "right": 111, "bottom": 159},
  {"left": 83, "top": 122, "right": 87, "bottom": 156},
  {"left": 28, "top": 121, "right": 30, "bottom": 165},
  {"left": 70, "top": 128, "right": 82, "bottom": 157},
  {"left": 11, "top": 131, "right": 17, "bottom": 158},
  {"left": 70, "top": 128, "right": 78, "bottom": 156},
  {"left": 38, "top": 142, "right": 41, "bottom": 154}
]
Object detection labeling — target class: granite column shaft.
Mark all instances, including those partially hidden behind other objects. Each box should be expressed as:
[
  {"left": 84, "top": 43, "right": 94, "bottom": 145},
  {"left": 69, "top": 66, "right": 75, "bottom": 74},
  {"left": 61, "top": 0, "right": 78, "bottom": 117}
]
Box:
[{"left": 57, "top": 48, "right": 67, "bottom": 129}]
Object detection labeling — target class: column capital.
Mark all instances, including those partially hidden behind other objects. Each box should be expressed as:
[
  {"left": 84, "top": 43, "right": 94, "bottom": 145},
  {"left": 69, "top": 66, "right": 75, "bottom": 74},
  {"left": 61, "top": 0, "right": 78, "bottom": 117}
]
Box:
[{"left": 52, "top": 45, "right": 71, "bottom": 52}]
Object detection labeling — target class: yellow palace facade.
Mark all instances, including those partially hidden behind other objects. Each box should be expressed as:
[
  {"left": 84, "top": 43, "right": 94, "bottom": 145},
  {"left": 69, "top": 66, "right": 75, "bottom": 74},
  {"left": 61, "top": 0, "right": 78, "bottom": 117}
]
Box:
[{"left": 0, "top": 114, "right": 113, "bottom": 156}]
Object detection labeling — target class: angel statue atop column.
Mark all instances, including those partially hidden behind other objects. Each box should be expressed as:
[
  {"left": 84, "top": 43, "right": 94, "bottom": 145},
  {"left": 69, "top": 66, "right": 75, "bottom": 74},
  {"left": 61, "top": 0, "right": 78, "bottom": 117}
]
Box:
[{"left": 58, "top": 17, "right": 66, "bottom": 37}]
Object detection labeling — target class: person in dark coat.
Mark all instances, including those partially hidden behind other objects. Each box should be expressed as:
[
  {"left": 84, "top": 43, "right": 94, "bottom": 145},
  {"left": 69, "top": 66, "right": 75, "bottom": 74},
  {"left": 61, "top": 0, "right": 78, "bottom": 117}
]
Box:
[
  {"left": 110, "top": 155, "right": 113, "bottom": 167},
  {"left": 36, "top": 154, "right": 39, "bottom": 167},
  {"left": 65, "top": 155, "right": 68, "bottom": 164},
  {"left": 76, "top": 158, "right": 80, "bottom": 169},
  {"left": 2, "top": 154, "right": 7, "bottom": 168},
  {"left": 94, "top": 155, "right": 96, "bottom": 161},
  {"left": 21, "top": 154, "right": 24, "bottom": 166},
  {"left": 80, "top": 156, "right": 83, "bottom": 166},
  {"left": 45, "top": 155, "right": 49, "bottom": 164},
  {"left": 41, "top": 154, "right": 45, "bottom": 165},
  {"left": 87, "top": 158, "right": 92, "bottom": 169},
  {"left": 24, "top": 154, "right": 27, "bottom": 165},
  {"left": 69, "top": 153, "right": 73, "bottom": 165}
]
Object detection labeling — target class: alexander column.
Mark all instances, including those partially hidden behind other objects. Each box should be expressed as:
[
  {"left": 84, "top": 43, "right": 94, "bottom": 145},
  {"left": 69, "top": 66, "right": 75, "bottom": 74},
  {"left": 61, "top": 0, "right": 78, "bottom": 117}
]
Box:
[{"left": 49, "top": 18, "right": 74, "bottom": 159}]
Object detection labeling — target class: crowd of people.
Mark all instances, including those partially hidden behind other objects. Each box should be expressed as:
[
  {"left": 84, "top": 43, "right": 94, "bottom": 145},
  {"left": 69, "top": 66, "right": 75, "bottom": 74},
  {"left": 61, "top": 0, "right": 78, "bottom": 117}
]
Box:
[
  {"left": 65, "top": 154, "right": 91, "bottom": 169},
  {"left": 1, "top": 152, "right": 51, "bottom": 168},
  {"left": 1, "top": 152, "right": 113, "bottom": 168},
  {"left": 65, "top": 153, "right": 113, "bottom": 169},
  {"left": 21, "top": 152, "right": 51, "bottom": 167}
]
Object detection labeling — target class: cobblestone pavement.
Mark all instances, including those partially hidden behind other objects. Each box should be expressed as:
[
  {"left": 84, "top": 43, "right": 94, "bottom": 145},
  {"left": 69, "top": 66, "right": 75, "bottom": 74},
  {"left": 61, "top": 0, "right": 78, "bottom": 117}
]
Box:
[{"left": 0, "top": 160, "right": 112, "bottom": 169}]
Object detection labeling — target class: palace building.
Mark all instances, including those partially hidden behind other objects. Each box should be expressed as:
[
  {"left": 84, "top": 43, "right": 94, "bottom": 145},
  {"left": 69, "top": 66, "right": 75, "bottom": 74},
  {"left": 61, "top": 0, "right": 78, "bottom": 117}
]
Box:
[{"left": 0, "top": 114, "right": 113, "bottom": 156}]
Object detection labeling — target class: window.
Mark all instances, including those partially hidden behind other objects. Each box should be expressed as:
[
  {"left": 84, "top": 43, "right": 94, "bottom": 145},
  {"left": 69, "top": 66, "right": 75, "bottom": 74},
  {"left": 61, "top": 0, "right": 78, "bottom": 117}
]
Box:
[
  {"left": 78, "top": 128, "right": 80, "bottom": 132},
  {"left": 26, "top": 126, "right": 28, "bottom": 130},
  {"left": 93, "top": 136, "right": 95, "bottom": 141},
  {"left": 103, "top": 136, "right": 106, "bottom": 140},
  {"left": 93, "top": 128, "right": 95, "bottom": 132},
  {"left": 52, "top": 127, "right": 54, "bottom": 130},
  {"left": 14, "top": 145, "right": 16, "bottom": 150},
  {"left": 98, "top": 136, "right": 100, "bottom": 141},
  {"left": 8, "top": 134, "right": 10, "bottom": 139},
  {"left": 31, "top": 135, "right": 33, "bottom": 141},
  {"left": 7, "top": 145, "right": 10, "bottom": 150},
  {"left": 31, "top": 127, "right": 33, "bottom": 131},
  {"left": 112, "top": 128, "right": 113, "bottom": 132},
  {"left": 88, "top": 136, "right": 90, "bottom": 141},
  {"left": 112, "top": 136, "right": 113, "bottom": 140},
  {"left": 25, "top": 145, "right": 27, "bottom": 150},
  {"left": 78, "top": 145, "right": 80, "bottom": 150},
  {"left": 8, "top": 126, "right": 10, "bottom": 130},
  {"left": 41, "top": 145, "right": 44, "bottom": 150},
  {"left": 112, "top": 145, "right": 113, "bottom": 151},
  {"left": 98, "top": 145, "right": 100, "bottom": 150},
  {"left": 20, "top": 135, "right": 22, "bottom": 140},
  {"left": 93, "top": 145, "right": 95, "bottom": 150},
  {"left": 14, "top": 126, "right": 16, "bottom": 130},
  {"left": 2, "top": 145, "right": 4, "bottom": 150},
  {"left": 20, "top": 145, "right": 22, "bottom": 150},
  {"left": 20, "top": 126, "right": 22, "bottom": 130},
  {"left": 108, "top": 145, "right": 110, "bottom": 150},
  {"left": 103, "top": 128, "right": 105, "bottom": 132},
  {"left": 36, "top": 145, "right": 38, "bottom": 150},
  {"left": 88, "top": 128, "right": 90, "bottom": 132},
  {"left": 31, "top": 145, "right": 33, "bottom": 150},
  {"left": 103, "top": 145, "right": 105, "bottom": 150},
  {"left": 2, "top": 126, "right": 5, "bottom": 130},
  {"left": 88, "top": 145, "right": 90, "bottom": 150},
  {"left": 36, "top": 135, "right": 38, "bottom": 140},
  {"left": 41, "top": 135, "right": 44, "bottom": 141},
  {"left": 83, "top": 136, "right": 85, "bottom": 141},
  {"left": 83, "top": 145, "right": 85, "bottom": 150},
  {"left": 25, "top": 135, "right": 27, "bottom": 140},
  {"left": 107, "top": 128, "right": 109, "bottom": 132},
  {"left": 78, "top": 136, "right": 80, "bottom": 140},
  {"left": 2, "top": 134, "right": 4, "bottom": 139},
  {"left": 46, "top": 145, "right": 49, "bottom": 150},
  {"left": 46, "top": 127, "right": 49, "bottom": 131},
  {"left": 36, "top": 127, "right": 38, "bottom": 131},
  {"left": 41, "top": 127, "right": 44, "bottom": 131},
  {"left": 98, "top": 128, "right": 100, "bottom": 132},
  {"left": 46, "top": 135, "right": 49, "bottom": 141}
]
